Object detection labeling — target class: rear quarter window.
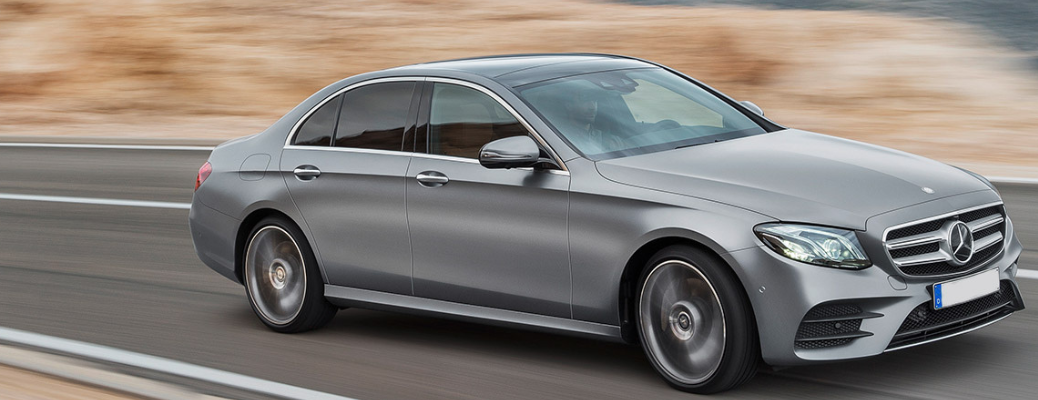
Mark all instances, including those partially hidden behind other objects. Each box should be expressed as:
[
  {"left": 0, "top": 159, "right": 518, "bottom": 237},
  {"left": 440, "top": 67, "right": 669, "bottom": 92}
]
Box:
[{"left": 292, "top": 95, "right": 341, "bottom": 146}]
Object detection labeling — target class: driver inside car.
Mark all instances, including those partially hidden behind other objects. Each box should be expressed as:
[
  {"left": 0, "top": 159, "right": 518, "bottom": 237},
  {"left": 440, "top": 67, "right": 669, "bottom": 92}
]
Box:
[{"left": 556, "top": 88, "right": 624, "bottom": 153}]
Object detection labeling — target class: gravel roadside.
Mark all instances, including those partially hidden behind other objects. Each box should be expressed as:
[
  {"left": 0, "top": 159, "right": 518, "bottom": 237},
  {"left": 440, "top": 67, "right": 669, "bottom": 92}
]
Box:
[
  {"left": 0, "top": 363, "right": 137, "bottom": 400},
  {"left": 4, "top": 0, "right": 1038, "bottom": 176},
  {"left": 0, "top": 344, "right": 221, "bottom": 400}
]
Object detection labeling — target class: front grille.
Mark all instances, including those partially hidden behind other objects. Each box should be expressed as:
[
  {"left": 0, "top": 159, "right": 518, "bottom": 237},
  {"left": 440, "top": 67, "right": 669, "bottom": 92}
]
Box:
[
  {"left": 888, "top": 280, "right": 1020, "bottom": 350},
  {"left": 884, "top": 204, "right": 1006, "bottom": 277},
  {"left": 890, "top": 243, "right": 939, "bottom": 259},
  {"left": 888, "top": 219, "right": 945, "bottom": 241},
  {"left": 899, "top": 242, "right": 1002, "bottom": 276},
  {"left": 795, "top": 304, "right": 877, "bottom": 350}
]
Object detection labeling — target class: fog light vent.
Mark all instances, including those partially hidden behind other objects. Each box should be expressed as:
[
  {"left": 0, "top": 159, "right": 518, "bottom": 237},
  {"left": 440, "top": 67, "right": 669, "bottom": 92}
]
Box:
[{"left": 794, "top": 304, "right": 881, "bottom": 349}]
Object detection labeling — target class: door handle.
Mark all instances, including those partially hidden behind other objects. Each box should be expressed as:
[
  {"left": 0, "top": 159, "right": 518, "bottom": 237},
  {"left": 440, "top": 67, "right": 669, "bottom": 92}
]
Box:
[
  {"left": 416, "top": 171, "right": 449, "bottom": 187},
  {"left": 293, "top": 165, "right": 321, "bottom": 181}
]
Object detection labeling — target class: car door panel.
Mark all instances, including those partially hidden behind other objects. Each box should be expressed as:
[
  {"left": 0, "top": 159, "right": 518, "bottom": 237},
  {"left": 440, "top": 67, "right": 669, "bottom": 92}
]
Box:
[
  {"left": 406, "top": 81, "right": 572, "bottom": 318},
  {"left": 280, "top": 80, "right": 418, "bottom": 295},
  {"left": 407, "top": 157, "right": 571, "bottom": 317},
  {"left": 281, "top": 149, "right": 412, "bottom": 295}
]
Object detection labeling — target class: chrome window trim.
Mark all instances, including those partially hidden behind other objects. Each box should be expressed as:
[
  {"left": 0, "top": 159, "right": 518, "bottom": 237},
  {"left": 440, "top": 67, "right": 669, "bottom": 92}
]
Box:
[
  {"left": 411, "top": 152, "right": 481, "bottom": 165},
  {"left": 425, "top": 77, "right": 568, "bottom": 171},
  {"left": 408, "top": 153, "right": 571, "bottom": 175},
  {"left": 283, "top": 76, "right": 570, "bottom": 172},
  {"left": 283, "top": 145, "right": 415, "bottom": 158},
  {"left": 283, "top": 76, "right": 427, "bottom": 149},
  {"left": 516, "top": 167, "right": 571, "bottom": 176},
  {"left": 286, "top": 138, "right": 569, "bottom": 175}
]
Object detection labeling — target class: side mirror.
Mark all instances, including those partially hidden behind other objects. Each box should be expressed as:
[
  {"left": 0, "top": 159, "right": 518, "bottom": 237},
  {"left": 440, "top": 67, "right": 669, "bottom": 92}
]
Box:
[
  {"left": 740, "top": 101, "right": 764, "bottom": 117},
  {"left": 479, "top": 136, "right": 542, "bottom": 169}
]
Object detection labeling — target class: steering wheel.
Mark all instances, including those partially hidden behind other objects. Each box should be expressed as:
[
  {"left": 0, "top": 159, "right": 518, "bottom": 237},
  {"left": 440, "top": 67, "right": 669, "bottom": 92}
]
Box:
[
  {"left": 618, "top": 120, "right": 684, "bottom": 147},
  {"left": 649, "top": 119, "right": 681, "bottom": 132}
]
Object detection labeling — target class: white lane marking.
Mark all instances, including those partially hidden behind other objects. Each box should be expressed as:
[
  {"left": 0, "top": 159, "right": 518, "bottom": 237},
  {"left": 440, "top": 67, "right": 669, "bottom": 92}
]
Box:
[
  {"left": 3, "top": 143, "right": 1038, "bottom": 184},
  {"left": 0, "top": 344, "right": 207, "bottom": 400},
  {"left": 0, "top": 143, "right": 214, "bottom": 151},
  {"left": 987, "top": 176, "right": 1038, "bottom": 185},
  {"left": 0, "top": 326, "right": 357, "bottom": 400},
  {"left": 0, "top": 193, "right": 190, "bottom": 210},
  {"left": 1017, "top": 269, "right": 1038, "bottom": 280}
]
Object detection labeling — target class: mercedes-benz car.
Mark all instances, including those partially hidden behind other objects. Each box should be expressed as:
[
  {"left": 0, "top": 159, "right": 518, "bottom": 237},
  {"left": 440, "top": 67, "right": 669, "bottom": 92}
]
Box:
[{"left": 189, "top": 54, "right": 1025, "bottom": 394}]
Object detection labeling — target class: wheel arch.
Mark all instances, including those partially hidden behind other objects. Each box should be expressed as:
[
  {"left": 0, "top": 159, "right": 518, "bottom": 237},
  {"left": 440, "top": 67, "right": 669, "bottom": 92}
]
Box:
[
  {"left": 235, "top": 208, "right": 306, "bottom": 284},
  {"left": 617, "top": 234, "right": 757, "bottom": 345}
]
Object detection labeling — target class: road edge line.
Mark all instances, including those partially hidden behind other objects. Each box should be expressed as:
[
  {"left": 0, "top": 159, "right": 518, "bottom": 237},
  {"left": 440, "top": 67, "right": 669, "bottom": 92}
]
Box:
[
  {"left": 0, "top": 343, "right": 218, "bottom": 400},
  {"left": 5, "top": 143, "right": 1038, "bottom": 184},
  {"left": 0, "top": 193, "right": 191, "bottom": 210},
  {"left": 987, "top": 176, "right": 1038, "bottom": 185},
  {"left": 0, "top": 326, "right": 357, "bottom": 400},
  {"left": 0, "top": 143, "right": 214, "bottom": 151}
]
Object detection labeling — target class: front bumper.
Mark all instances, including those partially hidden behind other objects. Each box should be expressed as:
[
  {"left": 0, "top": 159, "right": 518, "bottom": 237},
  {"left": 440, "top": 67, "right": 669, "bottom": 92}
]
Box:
[{"left": 725, "top": 213, "right": 1024, "bottom": 366}]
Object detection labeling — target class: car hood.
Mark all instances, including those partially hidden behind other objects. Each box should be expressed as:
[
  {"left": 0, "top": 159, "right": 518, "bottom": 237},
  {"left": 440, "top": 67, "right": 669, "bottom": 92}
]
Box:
[{"left": 595, "top": 129, "right": 991, "bottom": 230}]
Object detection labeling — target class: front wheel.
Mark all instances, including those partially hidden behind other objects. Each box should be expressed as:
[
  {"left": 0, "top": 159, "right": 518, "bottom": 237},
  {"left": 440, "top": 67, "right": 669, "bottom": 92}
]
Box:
[
  {"left": 243, "top": 216, "right": 336, "bottom": 333},
  {"left": 638, "top": 245, "right": 759, "bottom": 394}
]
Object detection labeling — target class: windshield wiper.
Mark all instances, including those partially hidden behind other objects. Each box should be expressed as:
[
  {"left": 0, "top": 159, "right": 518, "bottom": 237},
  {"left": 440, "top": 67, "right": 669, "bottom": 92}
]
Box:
[{"left": 674, "top": 138, "right": 724, "bottom": 150}]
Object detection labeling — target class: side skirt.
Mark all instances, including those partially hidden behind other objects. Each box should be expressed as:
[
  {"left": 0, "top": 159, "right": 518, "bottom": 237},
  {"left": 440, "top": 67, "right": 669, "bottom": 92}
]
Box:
[{"left": 324, "top": 285, "right": 623, "bottom": 342}]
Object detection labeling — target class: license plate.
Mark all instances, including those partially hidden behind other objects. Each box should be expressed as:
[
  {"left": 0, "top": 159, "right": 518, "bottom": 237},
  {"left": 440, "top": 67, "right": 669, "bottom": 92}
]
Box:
[{"left": 933, "top": 268, "right": 999, "bottom": 310}]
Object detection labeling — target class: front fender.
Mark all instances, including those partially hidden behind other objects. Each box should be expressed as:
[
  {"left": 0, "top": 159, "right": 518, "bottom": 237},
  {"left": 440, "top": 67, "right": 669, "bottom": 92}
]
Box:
[{"left": 567, "top": 159, "right": 771, "bottom": 325}]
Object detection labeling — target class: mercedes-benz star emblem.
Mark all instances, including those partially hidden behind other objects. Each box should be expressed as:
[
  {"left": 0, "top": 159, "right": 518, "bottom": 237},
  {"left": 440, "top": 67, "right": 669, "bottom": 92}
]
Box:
[{"left": 948, "top": 221, "right": 974, "bottom": 264}]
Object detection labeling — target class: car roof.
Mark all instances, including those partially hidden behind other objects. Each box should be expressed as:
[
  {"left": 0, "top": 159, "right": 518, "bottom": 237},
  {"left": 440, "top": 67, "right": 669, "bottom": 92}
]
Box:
[{"left": 388, "top": 53, "right": 657, "bottom": 87}]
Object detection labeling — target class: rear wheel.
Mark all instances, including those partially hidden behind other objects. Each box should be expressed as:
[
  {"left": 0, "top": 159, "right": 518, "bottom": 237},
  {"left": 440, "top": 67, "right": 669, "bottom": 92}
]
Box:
[
  {"left": 243, "top": 216, "right": 336, "bottom": 333},
  {"left": 637, "top": 245, "right": 759, "bottom": 393}
]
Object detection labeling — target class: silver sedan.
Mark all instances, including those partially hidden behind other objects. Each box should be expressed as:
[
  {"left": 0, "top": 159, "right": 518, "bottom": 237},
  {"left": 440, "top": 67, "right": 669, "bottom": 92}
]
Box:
[{"left": 189, "top": 54, "right": 1025, "bottom": 394}]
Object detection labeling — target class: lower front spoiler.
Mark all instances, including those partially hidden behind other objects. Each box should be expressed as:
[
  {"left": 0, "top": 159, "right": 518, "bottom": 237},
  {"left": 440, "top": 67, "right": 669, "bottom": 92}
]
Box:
[
  {"left": 885, "top": 279, "right": 1025, "bottom": 352},
  {"left": 726, "top": 240, "right": 1024, "bottom": 366}
]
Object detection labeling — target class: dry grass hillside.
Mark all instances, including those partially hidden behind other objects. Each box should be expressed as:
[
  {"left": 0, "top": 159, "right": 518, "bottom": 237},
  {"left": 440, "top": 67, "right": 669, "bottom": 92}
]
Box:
[{"left": 2, "top": 0, "right": 1037, "bottom": 174}]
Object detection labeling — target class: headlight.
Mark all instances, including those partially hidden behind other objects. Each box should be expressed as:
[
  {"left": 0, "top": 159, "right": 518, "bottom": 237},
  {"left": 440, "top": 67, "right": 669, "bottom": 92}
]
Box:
[{"left": 754, "top": 223, "right": 871, "bottom": 269}]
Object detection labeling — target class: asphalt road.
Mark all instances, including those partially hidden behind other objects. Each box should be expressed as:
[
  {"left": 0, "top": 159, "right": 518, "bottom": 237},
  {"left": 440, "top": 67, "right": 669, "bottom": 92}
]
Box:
[{"left": 0, "top": 146, "right": 1036, "bottom": 399}]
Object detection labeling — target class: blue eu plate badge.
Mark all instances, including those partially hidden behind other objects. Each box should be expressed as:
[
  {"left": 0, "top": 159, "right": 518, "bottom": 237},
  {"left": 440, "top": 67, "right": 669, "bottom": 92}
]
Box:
[{"left": 933, "top": 269, "right": 999, "bottom": 310}]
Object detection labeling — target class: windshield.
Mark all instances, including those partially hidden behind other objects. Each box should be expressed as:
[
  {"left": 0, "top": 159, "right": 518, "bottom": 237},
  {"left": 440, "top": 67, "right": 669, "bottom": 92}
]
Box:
[{"left": 517, "top": 68, "right": 767, "bottom": 160}]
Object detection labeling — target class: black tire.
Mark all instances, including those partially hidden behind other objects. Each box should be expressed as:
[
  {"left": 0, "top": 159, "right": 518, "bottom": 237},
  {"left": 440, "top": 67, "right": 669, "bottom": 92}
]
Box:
[
  {"left": 637, "top": 244, "right": 759, "bottom": 394},
  {"left": 243, "top": 216, "right": 336, "bottom": 333}
]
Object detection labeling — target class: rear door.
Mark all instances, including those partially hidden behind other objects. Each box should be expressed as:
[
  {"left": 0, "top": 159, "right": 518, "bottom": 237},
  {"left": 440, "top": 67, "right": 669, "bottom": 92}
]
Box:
[{"left": 281, "top": 79, "right": 420, "bottom": 295}]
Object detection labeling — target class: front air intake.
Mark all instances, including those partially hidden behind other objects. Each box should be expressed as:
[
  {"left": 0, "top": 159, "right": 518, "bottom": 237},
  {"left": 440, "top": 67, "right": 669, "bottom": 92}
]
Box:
[
  {"left": 794, "top": 304, "right": 880, "bottom": 349},
  {"left": 887, "top": 280, "right": 1023, "bottom": 350}
]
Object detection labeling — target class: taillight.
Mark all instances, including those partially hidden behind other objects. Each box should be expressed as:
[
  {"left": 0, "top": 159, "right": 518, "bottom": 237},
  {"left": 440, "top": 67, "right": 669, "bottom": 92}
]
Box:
[{"left": 195, "top": 161, "right": 212, "bottom": 192}]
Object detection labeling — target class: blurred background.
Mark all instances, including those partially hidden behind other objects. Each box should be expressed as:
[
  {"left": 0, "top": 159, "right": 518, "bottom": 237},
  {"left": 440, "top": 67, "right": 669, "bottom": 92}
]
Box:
[
  {"left": 1, "top": 1, "right": 1038, "bottom": 398},
  {"left": 1, "top": 0, "right": 1037, "bottom": 173}
]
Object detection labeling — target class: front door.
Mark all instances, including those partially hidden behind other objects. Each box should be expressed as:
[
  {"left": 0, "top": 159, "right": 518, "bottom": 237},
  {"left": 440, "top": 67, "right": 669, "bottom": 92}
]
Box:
[{"left": 406, "top": 81, "right": 572, "bottom": 317}]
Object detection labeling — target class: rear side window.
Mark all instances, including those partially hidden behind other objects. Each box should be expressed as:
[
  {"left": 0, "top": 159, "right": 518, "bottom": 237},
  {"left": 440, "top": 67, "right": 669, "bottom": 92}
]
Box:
[
  {"left": 428, "top": 83, "right": 528, "bottom": 159},
  {"left": 293, "top": 95, "right": 341, "bottom": 146},
  {"left": 335, "top": 82, "right": 416, "bottom": 151}
]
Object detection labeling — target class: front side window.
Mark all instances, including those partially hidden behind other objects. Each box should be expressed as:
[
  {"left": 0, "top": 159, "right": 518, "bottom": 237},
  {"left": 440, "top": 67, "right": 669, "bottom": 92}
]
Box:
[
  {"left": 427, "top": 83, "right": 528, "bottom": 159},
  {"left": 335, "top": 81, "right": 416, "bottom": 151},
  {"left": 517, "top": 68, "right": 766, "bottom": 160},
  {"left": 293, "top": 94, "right": 341, "bottom": 146}
]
